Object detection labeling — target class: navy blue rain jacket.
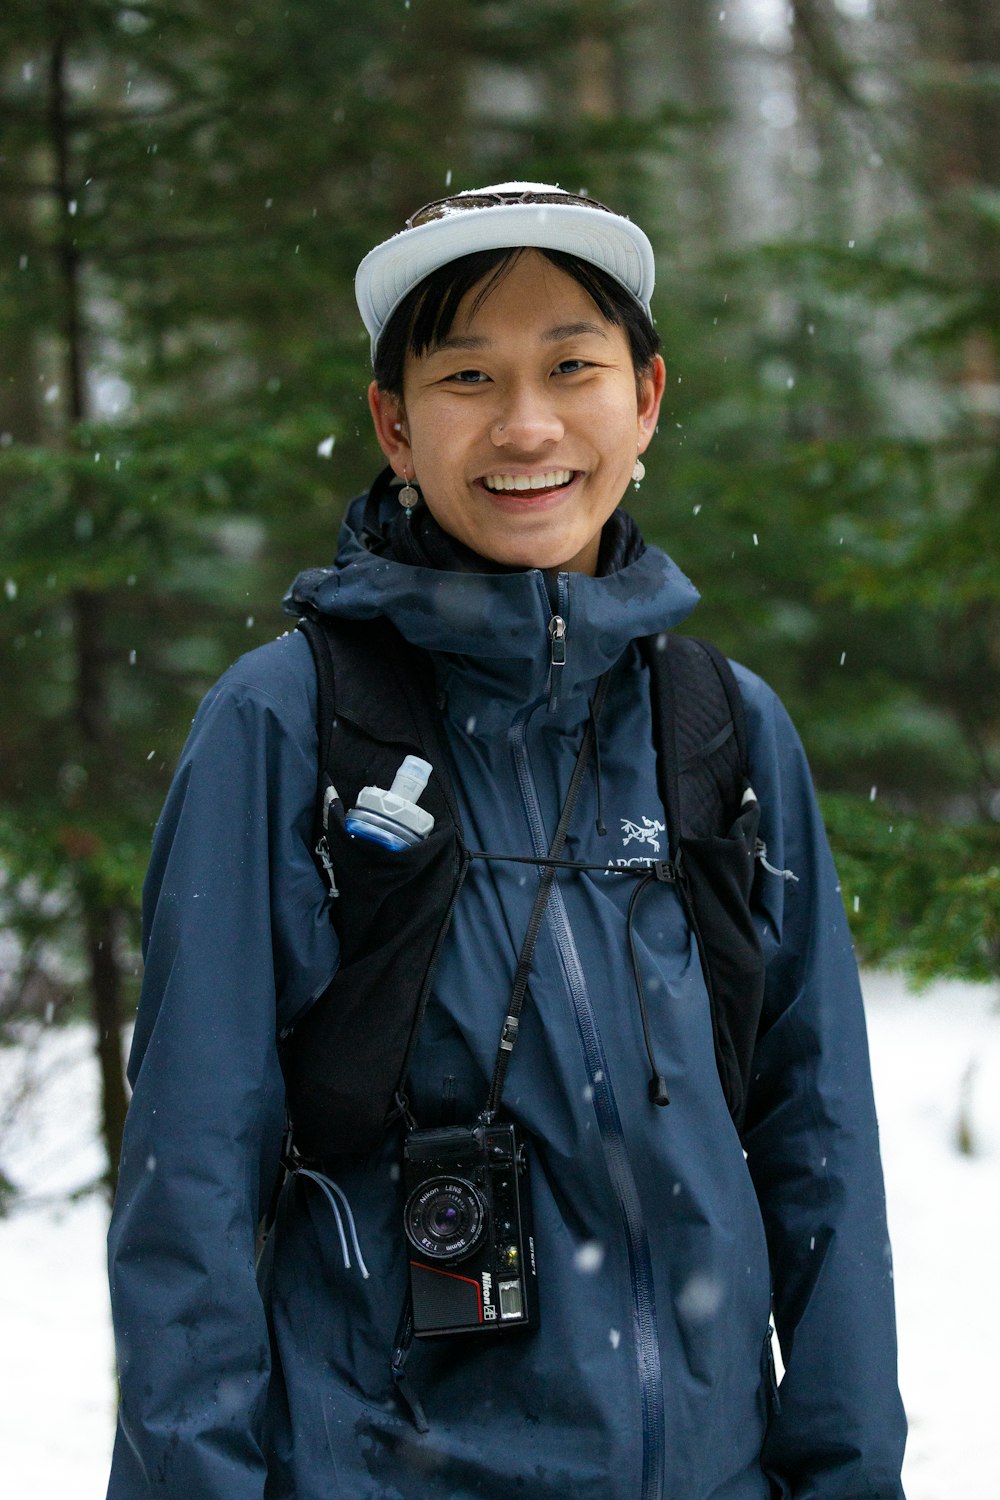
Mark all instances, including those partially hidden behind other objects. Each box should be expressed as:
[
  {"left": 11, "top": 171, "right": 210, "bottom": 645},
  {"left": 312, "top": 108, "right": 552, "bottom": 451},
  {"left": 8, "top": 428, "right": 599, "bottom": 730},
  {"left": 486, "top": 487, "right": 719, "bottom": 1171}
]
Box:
[{"left": 107, "top": 497, "right": 906, "bottom": 1500}]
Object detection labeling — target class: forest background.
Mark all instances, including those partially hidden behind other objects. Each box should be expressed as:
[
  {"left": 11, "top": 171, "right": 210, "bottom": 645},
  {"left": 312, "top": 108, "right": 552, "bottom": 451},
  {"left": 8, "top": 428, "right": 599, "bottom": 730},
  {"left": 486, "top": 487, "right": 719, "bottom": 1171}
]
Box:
[{"left": 0, "top": 0, "right": 998, "bottom": 1198}]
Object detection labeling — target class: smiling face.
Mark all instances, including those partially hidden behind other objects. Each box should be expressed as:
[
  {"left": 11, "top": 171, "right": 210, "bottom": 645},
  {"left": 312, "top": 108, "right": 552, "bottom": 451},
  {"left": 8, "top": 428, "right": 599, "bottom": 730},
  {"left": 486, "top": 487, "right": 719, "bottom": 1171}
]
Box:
[{"left": 368, "top": 251, "right": 665, "bottom": 575}]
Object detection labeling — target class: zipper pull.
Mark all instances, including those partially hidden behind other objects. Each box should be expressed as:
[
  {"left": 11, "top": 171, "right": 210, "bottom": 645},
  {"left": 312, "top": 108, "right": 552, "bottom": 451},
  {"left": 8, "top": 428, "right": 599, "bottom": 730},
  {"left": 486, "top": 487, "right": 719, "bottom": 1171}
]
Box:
[
  {"left": 547, "top": 614, "right": 567, "bottom": 712},
  {"left": 549, "top": 613, "right": 567, "bottom": 664}
]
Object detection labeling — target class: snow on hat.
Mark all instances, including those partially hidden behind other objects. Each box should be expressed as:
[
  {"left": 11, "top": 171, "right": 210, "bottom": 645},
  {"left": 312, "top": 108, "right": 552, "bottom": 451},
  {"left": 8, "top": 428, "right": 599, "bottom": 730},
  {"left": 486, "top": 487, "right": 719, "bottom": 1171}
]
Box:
[{"left": 355, "top": 181, "right": 655, "bottom": 361}]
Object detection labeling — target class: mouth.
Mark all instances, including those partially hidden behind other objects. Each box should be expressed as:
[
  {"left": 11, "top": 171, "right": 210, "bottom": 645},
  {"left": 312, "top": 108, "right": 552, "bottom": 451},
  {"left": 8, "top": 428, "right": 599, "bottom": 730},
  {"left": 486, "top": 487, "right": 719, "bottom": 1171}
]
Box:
[{"left": 480, "top": 469, "right": 577, "bottom": 498}]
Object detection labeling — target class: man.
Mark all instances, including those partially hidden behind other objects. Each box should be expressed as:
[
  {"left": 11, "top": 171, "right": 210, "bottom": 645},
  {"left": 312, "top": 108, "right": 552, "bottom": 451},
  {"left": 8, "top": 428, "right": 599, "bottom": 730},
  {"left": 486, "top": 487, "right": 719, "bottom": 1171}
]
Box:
[{"left": 107, "top": 185, "right": 907, "bottom": 1499}]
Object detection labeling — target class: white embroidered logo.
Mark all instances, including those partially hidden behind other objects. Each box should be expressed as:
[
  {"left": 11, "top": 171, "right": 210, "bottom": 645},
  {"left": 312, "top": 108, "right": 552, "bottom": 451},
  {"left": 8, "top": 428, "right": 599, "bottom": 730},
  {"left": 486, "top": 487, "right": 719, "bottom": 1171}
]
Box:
[{"left": 620, "top": 816, "right": 666, "bottom": 854}]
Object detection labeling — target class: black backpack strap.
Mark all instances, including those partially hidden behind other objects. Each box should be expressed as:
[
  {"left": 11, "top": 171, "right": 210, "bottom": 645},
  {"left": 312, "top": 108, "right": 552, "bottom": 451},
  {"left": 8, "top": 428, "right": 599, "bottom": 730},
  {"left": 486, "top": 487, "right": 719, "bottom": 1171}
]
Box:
[
  {"left": 297, "top": 611, "right": 466, "bottom": 831},
  {"left": 643, "top": 631, "right": 765, "bottom": 1135},
  {"left": 693, "top": 637, "right": 749, "bottom": 779},
  {"left": 285, "top": 613, "right": 466, "bottom": 1160},
  {"left": 642, "top": 632, "right": 748, "bottom": 851},
  {"left": 296, "top": 614, "right": 339, "bottom": 853},
  {"left": 640, "top": 634, "right": 684, "bottom": 861}
]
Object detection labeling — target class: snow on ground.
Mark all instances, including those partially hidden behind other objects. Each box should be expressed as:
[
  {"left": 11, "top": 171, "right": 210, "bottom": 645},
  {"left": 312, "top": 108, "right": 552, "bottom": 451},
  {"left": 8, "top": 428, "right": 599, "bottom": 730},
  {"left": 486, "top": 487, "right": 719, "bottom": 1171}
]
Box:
[
  {"left": 0, "top": 971, "right": 997, "bottom": 1499},
  {"left": 0, "top": 1025, "right": 117, "bottom": 1499},
  {"left": 861, "top": 972, "right": 1000, "bottom": 1500}
]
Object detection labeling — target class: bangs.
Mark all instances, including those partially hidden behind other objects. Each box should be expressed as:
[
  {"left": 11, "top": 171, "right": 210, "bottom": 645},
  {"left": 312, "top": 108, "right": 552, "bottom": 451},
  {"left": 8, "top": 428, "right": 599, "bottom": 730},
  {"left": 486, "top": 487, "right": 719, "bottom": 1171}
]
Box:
[{"left": 373, "top": 249, "right": 659, "bottom": 396}]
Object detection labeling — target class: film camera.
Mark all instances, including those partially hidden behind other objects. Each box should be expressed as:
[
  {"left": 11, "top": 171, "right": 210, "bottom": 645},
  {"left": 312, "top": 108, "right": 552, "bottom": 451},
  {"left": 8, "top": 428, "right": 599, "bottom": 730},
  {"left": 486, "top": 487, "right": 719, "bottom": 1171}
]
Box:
[{"left": 403, "top": 1120, "right": 538, "bottom": 1337}]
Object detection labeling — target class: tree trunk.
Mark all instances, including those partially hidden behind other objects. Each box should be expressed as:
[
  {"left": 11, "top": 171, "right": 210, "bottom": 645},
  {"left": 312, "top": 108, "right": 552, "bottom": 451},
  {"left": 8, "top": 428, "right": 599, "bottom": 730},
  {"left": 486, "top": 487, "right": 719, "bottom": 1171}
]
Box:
[
  {"left": 47, "top": 13, "right": 129, "bottom": 1199},
  {"left": 85, "top": 906, "right": 129, "bottom": 1198}
]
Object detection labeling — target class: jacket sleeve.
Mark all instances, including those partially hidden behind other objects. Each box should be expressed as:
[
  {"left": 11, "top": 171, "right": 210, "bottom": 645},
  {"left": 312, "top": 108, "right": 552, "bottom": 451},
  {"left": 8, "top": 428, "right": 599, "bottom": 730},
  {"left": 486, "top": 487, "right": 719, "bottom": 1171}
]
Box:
[
  {"left": 106, "top": 633, "right": 338, "bottom": 1500},
  {"left": 737, "top": 668, "right": 907, "bottom": 1500}
]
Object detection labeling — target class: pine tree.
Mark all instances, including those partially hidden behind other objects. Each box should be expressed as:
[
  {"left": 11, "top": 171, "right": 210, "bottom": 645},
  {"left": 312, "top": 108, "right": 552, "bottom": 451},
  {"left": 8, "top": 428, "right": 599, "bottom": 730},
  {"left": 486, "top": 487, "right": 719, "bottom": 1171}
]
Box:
[{"left": 0, "top": 0, "right": 676, "bottom": 1192}]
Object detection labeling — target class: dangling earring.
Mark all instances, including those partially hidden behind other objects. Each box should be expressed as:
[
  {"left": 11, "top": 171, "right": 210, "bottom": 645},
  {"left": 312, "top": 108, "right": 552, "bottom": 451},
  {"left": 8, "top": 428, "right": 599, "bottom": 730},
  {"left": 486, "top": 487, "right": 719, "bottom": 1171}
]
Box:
[
  {"left": 398, "top": 469, "right": 420, "bottom": 510},
  {"left": 631, "top": 457, "right": 645, "bottom": 488}
]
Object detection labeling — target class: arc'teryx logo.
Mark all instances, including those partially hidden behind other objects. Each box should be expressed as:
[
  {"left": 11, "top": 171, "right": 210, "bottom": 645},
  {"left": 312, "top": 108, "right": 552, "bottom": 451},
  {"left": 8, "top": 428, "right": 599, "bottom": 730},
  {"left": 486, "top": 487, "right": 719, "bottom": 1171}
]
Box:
[{"left": 620, "top": 815, "right": 666, "bottom": 854}]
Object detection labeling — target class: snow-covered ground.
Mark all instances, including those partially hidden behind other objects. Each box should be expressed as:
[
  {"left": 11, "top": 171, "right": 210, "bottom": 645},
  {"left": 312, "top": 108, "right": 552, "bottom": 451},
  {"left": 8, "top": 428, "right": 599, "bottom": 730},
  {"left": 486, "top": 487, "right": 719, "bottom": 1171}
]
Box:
[
  {"left": 862, "top": 972, "right": 1000, "bottom": 1498},
  {"left": 0, "top": 971, "right": 997, "bottom": 1499},
  {"left": 0, "top": 1022, "right": 117, "bottom": 1498}
]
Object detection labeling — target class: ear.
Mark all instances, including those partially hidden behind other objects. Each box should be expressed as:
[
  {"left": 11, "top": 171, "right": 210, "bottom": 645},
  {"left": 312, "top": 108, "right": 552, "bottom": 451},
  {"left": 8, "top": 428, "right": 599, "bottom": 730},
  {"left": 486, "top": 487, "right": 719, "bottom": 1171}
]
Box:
[
  {"left": 636, "top": 354, "right": 666, "bottom": 455},
  {"left": 367, "top": 381, "right": 412, "bottom": 476}
]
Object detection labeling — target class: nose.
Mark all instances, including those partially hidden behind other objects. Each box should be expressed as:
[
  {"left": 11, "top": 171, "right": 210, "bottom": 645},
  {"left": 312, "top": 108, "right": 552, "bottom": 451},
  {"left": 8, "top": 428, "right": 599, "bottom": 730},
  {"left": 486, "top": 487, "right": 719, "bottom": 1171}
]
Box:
[{"left": 490, "top": 382, "right": 564, "bottom": 450}]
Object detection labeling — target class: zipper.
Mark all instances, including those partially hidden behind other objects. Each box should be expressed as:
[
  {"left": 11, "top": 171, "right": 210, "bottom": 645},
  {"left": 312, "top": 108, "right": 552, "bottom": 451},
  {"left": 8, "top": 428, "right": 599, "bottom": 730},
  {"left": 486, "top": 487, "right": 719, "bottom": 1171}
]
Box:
[
  {"left": 547, "top": 614, "right": 567, "bottom": 712},
  {"left": 508, "top": 693, "right": 665, "bottom": 1500},
  {"left": 545, "top": 570, "right": 569, "bottom": 713}
]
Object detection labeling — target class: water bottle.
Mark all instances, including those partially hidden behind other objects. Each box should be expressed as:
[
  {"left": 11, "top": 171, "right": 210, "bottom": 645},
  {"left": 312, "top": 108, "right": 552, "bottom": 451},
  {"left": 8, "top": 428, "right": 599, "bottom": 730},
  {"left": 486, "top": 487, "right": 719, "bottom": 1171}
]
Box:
[{"left": 345, "top": 755, "right": 435, "bottom": 851}]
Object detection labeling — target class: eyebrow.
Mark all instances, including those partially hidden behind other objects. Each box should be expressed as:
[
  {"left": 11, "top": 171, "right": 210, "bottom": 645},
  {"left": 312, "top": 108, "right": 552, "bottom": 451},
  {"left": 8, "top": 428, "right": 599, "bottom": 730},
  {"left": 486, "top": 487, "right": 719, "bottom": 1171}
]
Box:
[
  {"left": 430, "top": 320, "right": 611, "bottom": 354},
  {"left": 543, "top": 321, "right": 610, "bottom": 343}
]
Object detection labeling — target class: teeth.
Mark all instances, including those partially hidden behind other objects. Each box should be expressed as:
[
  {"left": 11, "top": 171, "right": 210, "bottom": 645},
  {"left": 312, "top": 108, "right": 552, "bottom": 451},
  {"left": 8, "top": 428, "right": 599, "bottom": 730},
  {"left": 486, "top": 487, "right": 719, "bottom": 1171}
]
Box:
[{"left": 483, "top": 470, "right": 573, "bottom": 492}]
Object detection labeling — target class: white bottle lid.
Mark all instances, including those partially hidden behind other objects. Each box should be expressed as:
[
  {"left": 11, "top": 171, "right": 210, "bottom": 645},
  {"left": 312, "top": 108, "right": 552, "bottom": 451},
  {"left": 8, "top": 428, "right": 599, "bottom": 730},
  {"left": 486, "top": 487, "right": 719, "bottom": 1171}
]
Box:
[
  {"left": 351, "top": 755, "right": 435, "bottom": 841},
  {"left": 390, "top": 755, "right": 432, "bottom": 806}
]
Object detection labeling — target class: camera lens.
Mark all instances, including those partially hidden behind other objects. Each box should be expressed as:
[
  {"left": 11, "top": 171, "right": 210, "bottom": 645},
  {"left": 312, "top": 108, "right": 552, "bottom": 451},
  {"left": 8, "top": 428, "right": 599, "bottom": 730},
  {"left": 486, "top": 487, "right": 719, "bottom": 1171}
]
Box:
[
  {"left": 404, "top": 1176, "right": 488, "bottom": 1262},
  {"left": 431, "top": 1201, "right": 460, "bottom": 1235}
]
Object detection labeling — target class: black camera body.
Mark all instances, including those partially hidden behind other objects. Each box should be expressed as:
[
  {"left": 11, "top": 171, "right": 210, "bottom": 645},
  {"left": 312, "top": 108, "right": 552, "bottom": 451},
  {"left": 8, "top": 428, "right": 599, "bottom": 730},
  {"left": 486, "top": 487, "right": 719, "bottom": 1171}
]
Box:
[{"left": 402, "top": 1120, "right": 538, "bottom": 1338}]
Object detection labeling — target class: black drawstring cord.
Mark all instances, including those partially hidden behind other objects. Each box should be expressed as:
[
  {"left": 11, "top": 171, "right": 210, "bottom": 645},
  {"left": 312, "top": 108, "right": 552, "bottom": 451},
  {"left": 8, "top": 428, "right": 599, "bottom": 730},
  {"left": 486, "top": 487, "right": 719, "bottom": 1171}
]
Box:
[
  {"left": 626, "top": 873, "right": 671, "bottom": 1107},
  {"left": 466, "top": 844, "right": 677, "bottom": 1110},
  {"left": 588, "top": 694, "right": 607, "bottom": 836},
  {"left": 465, "top": 849, "right": 675, "bottom": 878}
]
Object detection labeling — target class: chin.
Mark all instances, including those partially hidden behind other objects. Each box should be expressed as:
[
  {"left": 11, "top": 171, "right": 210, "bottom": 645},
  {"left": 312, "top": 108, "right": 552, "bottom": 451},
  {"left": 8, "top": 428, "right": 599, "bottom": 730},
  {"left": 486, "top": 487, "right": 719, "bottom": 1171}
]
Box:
[
  {"left": 481, "top": 530, "right": 588, "bottom": 571},
  {"left": 492, "top": 548, "right": 567, "bottom": 572}
]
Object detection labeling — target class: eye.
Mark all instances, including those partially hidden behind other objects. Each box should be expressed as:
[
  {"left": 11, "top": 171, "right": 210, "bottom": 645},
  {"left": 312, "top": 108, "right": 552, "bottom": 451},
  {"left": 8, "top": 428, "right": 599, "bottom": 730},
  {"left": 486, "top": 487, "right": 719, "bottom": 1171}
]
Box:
[
  {"left": 553, "top": 358, "right": 591, "bottom": 375},
  {"left": 445, "top": 368, "right": 489, "bottom": 385}
]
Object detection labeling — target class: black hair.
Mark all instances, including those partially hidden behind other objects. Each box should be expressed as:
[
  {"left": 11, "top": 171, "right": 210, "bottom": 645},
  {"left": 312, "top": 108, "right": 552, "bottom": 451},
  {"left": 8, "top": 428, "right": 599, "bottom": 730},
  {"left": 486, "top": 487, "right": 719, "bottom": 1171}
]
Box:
[{"left": 372, "top": 246, "right": 660, "bottom": 397}]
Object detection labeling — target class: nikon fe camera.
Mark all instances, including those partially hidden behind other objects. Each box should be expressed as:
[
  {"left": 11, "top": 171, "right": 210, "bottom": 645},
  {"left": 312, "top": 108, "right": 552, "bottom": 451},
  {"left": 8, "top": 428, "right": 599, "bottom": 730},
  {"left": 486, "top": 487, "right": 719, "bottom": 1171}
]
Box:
[{"left": 403, "top": 1121, "right": 538, "bottom": 1338}]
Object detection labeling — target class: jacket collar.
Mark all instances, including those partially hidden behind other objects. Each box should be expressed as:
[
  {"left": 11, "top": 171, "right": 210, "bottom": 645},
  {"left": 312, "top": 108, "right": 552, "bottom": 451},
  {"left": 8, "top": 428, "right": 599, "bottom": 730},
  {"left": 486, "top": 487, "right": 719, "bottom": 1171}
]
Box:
[{"left": 284, "top": 471, "right": 700, "bottom": 717}]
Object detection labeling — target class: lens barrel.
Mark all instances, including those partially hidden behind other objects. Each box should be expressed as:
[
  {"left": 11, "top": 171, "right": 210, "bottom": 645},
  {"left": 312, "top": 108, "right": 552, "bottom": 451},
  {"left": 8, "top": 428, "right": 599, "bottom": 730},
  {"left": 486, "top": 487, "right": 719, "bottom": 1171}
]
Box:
[{"left": 404, "top": 1175, "right": 488, "bottom": 1262}]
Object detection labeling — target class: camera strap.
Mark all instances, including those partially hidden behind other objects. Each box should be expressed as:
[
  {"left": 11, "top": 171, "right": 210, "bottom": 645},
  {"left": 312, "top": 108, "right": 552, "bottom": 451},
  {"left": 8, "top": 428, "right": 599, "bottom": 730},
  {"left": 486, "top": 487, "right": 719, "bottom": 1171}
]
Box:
[{"left": 481, "top": 670, "right": 612, "bottom": 1123}]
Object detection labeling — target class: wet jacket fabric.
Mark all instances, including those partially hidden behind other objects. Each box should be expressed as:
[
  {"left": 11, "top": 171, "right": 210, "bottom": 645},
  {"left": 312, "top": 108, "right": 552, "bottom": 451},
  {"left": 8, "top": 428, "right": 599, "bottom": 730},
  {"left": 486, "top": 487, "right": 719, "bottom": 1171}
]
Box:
[{"left": 106, "top": 492, "right": 906, "bottom": 1500}]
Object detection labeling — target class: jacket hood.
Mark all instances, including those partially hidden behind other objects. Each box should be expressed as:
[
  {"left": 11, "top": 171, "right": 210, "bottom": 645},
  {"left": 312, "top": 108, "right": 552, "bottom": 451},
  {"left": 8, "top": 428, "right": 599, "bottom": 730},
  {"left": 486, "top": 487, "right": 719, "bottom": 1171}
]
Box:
[{"left": 284, "top": 473, "right": 701, "bottom": 709}]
